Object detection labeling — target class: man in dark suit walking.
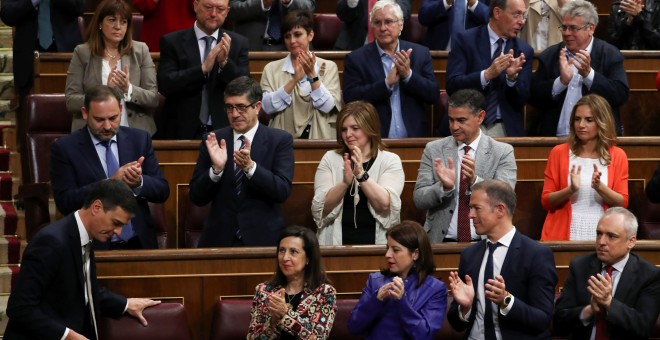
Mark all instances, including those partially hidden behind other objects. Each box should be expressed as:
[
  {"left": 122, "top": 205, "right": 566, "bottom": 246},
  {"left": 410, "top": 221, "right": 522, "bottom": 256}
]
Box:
[
  {"left": 447, "top": 179, "right": 558, "bottom": 339},
  {"left": 445, "top": 0, "right": 533, "bottom": 137},
  {"left": 342, "top": 0, "right": 438, "bottom": 138},
  {"left": 530, "top": 0, "right": 629, "bottom": 136},
  {"left": 554, "top": 207, "right": 660, "bottom": 339},
  {"left": 158, "top": 0, "right": 250, "bottom": 139},
  {"left": 5, "top": 179, "right": 160, "bottom": 340},
  {"left": 51, "top": 85, "right": 169, "bottom": 250},
  {"left": 189, "top": 76, "right": 294, "bottom": 247}
]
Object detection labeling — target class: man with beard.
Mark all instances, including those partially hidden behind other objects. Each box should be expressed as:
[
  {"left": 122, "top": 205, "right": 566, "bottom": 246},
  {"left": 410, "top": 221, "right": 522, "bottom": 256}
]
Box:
[{"left": 50, "top": 85, "right": 169, "bottom": 250}]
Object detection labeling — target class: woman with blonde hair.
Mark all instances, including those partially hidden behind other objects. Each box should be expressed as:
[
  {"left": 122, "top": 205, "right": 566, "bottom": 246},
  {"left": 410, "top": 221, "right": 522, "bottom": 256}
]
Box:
[
  {"left": 66, "top": 0, "right": 159, "bottom": 134},
  {"left": 312, "top": 101, "right": 404, "bottom": 245},
  {"left": 541, "top": 94, "right": 629, "bottom": 240}
]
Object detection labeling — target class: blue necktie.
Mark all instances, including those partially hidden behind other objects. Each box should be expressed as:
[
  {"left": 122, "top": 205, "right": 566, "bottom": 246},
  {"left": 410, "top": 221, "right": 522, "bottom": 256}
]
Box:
[
  {"left": 267, "top": 0, "right": 281, "bottom": 40},
  {"left": 100, "top": 140, "right": 134, "bottom": 242},
  {"left": 484, "top": 241, "right": 501, "bottom": 340},
  {"left": 234, "top": 135, "right": 246, "bottom": 199},
  {"left": 484, "top": 39, "right": 504, "bottom": 127},
  {"left": 200, "top": 36, "right": 214, "bottom": 125},
  {"left": 37, "top": 0, "right": 53, "bottom": 50},
  {"left": 449, "top": 0, "right": 466, "bottom": 47}
]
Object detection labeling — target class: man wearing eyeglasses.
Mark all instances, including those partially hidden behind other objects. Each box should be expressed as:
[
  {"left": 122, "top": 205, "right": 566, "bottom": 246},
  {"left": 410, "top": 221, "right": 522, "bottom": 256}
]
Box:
[
  {"left": 343, "top": 0, "right": 439, "bottom": 138},
  {"left": 445, "top": 0, "right": 533, "bottom": 137},
  {"left": 157, "top": 0, "right": 250, "bottom": 139},
  {"left": 530, "top": 0, "right": 629, "bottom": 136},
  {"left": 189, "top": 76, "right": 295, "bottom": 247}
]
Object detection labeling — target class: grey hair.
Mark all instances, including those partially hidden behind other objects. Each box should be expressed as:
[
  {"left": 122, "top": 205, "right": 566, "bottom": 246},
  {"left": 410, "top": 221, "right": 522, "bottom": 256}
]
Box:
[
  {"left": 560, "top": 0, "right": 599, "bottom": 26},
  {"left": 601, "top": 207, "right": 638, "bottom": 238},
  {"left": 370, "top": 0, "right": 404, "bottom": 23}
]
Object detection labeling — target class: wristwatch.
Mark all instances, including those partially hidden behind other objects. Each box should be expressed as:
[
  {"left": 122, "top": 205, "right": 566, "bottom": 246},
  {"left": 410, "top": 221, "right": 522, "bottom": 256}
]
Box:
[
  {"left": 502, "top": 291, "right": 512, "bottom": 308},
  {"left": 307, "top": 76, "right": 320, "bottom": 83},
  {"left": 211, "top": 166, "right": 222, "bottom": 175},
  {"left": 357, "top": 171, "right": 370, "bottom": 183}
]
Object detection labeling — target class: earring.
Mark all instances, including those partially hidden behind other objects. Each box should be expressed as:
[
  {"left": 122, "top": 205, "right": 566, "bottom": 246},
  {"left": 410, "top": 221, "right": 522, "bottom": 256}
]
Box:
[{"left": 99, "top": 26, "right": 102, "bottom": 30}]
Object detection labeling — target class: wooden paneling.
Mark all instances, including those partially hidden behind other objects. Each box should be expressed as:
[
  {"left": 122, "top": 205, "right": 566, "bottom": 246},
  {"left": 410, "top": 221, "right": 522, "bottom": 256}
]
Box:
[{"left": 94, "top": 241, "right": 660, "bottom": 340}]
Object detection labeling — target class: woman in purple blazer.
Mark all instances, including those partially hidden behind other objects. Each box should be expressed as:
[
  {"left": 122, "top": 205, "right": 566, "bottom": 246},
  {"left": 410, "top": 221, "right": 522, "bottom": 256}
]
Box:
[{"left": 348, "top": 220, "right": 448, "bottom": 339}]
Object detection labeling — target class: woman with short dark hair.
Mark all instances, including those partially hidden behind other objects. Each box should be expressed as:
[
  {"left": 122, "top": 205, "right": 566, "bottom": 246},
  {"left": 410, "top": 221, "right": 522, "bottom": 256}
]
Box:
[{"left": 348, "top": 221, "right": 448, "bottom": 339}]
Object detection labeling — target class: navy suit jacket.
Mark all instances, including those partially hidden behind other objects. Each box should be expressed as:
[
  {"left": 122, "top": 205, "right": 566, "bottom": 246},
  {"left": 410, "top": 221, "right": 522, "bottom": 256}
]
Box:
[
  {"left": 343, "top": 40, "right": 439, "bottom": 137},
  {"left": 529, "top": 39, "right": 629, "bottom": 136},
  {"left": 50, "top": 127, "right": 169, "bottom": 249},
  {"left": 189, "top": 124, "right": 294, "bottom": 247},
  {"left": 0, "top": 0, "right": 84, "bottom": 96},
  {"left": 5, "top": 214, "right": 126, "bottom": 340},
  {"left": 418, "top": 0, "right": 489, "bottom": 50},
  {"left": 446, "top": 25, "right": 533, "bottom": 136},
  {"left": 157, "top": 27, "right": 250, "bottom": 139},
  {"left": 447, "top": 230, "right": 558, "bottom": 339},
  {"left": 554, "top": 253, "right": 660, "bottom": 340}
]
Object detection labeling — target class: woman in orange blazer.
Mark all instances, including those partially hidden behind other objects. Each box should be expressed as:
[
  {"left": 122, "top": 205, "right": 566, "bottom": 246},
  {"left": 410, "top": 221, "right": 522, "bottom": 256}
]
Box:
[{"left": 541, "top": 94, "right": 629, "bottom": 241}]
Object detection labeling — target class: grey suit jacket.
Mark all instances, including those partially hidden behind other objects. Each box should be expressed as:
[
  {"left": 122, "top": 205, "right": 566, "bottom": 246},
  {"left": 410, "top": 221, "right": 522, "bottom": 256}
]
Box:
[
  {"left": 65, "top": 41, "right": 159, "bottom": 135},
  {"left": 413, "top": 134, "right": 517, "bottom": 242}
]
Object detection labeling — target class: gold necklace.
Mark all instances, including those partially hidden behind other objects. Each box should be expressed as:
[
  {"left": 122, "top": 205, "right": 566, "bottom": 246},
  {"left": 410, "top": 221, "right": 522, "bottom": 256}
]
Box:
[
  {"left": 105, "top": 49, "right": 118, "bottom": 60},
  {"left": 284, "top": 291, "right": 302, "bottom": 310}
]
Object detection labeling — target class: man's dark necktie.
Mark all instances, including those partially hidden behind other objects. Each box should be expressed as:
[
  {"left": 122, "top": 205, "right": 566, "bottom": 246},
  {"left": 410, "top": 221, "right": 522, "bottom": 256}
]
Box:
[
  {"left": 485, "top": 38, "right": 504, "bottom": 126},
  {"left": 594, "top": 265, "right": 614, "bottom": 340},
  {"left": 449, "top": 0, "right": 466, "bottom": 46},
  {"left": 484, "top": 241, "right": 501, "bottom": 340},
  {"left": 234, "top": 135, "right": 247, "bottom": 199},
  {"left": 37, "top": 0, "right": 53, "bottom": 50},
  {"left": 457, "top": 145, "right": 472, "bottom": 242},
  {"left": 200, "top": 35, "right": 214, "bottom": 125},
  {"left": 82, "top": 242, "right": 98, "bottom": 339},
  {"left": 100, "top": 140, "right": 134, "bottom": 241},
  {"left": 267, "top": 0, "right": 281, "bottom": 41}
]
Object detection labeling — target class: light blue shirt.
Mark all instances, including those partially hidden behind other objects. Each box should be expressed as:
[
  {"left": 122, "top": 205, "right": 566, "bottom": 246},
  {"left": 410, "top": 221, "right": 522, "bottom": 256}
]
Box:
[{"left": 376, "top": 41, "right": 412, "bottom": 138}]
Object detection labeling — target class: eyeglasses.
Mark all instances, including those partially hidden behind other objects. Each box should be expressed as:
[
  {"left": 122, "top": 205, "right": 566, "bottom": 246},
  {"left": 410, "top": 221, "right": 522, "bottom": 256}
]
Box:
[
  {"left": 558, "top": 24, "right": 590, "bottom": 32},
  {"left": 371, "top": 19, "right": 400, "bottom": 27},
  {"left": 225, "top": 102, "right": 257, "bottom": 113},
  {"left": 506, "top": 10, "right": 528, "bottom": 20}
]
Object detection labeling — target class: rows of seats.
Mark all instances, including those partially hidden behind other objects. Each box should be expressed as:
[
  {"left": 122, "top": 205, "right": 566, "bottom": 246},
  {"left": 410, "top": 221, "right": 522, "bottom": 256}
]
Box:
[
  {"left": 209, "top": 296, "right": 660, "bottom": 339},
  {"left": 98, "top": 303, "right": 191, "bottom": 340}
]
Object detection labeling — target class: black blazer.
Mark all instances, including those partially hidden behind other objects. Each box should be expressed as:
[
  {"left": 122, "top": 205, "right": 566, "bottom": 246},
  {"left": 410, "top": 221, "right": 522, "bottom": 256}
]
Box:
[
  {"left": 5, "top": 214, "right": 126, "bottom": 339},
  {"left": 189, "top": 124, "right": 294, "bottom": 247},
  {"left": 447, "top": 231, "right": 558, "bottom": 339},
  {"left": 157, "top": 27, "right": 250, "bottom": 139},
  {"left": 554, "top": 252, "right": 660, "bottom": 340},
  {"left": 50, "top": 127, "right": 169, "bottom": 249},
  {"left": 0, "top": 0, "right": 84, "bottom": 96},
  {"left": 529, "top": 38, "right": 629, "bottom": 136}
]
